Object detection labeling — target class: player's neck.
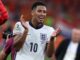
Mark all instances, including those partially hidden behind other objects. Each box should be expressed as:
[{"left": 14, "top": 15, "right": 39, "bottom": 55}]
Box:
[
  {"left": 32, "top": 20, "right": 38, "bottom": 28},
  {"left": 29, "top": 20, "right": 43, "bottom": 29}
]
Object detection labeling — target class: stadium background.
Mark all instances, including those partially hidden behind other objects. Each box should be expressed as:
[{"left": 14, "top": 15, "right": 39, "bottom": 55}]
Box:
[{"left": 0, "top": 0, "right": 80, "bottom": 60}]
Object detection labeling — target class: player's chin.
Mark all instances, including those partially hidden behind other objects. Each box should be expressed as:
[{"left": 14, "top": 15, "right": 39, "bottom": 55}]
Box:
[{"left": 38, "top": 21, "right": 44, "bottom": 24}]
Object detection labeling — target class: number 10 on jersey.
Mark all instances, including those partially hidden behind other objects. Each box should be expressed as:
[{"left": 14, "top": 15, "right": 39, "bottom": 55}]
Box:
[{"left": 30, "top": 42, "right": 38, "bottom": 52}]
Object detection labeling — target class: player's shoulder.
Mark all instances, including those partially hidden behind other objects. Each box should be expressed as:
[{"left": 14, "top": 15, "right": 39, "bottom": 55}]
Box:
[
  {"left": 43, "top": 25, "right": 55, "bottom": 31},
  {"left": 15, "top": 21, "right": 21, "bottom": 25}
]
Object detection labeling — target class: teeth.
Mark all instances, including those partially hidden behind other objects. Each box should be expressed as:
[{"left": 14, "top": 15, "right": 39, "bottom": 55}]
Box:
[{"left": 39, "top": 16, "right": 44, "bottom": 19}]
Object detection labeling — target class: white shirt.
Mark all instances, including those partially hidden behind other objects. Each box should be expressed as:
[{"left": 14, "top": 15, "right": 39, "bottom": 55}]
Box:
[
  {"left": 63, "top": 41, "right": 79, "bottom": 60},
  {"left": 13, "top": 22, "right": 55, "bottom": 60}
]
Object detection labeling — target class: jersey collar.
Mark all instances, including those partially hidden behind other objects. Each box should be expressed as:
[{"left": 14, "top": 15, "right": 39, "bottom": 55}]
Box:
[{"left": 29, "top": 21, "right": 43, "bottom": 29}]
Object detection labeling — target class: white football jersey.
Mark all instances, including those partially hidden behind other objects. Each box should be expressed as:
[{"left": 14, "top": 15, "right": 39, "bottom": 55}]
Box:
[{"left": 13, "top": 21, "right": 55, "bottom": 60}]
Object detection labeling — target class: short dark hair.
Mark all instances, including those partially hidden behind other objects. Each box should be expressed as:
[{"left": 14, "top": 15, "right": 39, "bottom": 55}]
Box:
[{"left": 31, "top": 2, "right": 47, "bottom": 10}]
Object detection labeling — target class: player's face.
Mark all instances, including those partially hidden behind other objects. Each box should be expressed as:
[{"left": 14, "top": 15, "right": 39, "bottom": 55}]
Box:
[
  {"left": 32, "top": 6, "right": 47, "bottom": 24},
  {"left": 72, "top": 30, "right": 80, "bottom": 42}
]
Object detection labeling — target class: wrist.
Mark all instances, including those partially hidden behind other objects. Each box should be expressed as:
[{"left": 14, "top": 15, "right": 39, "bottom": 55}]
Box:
[
  {"left": 24, "top": 29, "right": 28, "bottom": 33},
  {"left": 50, "top": 36, "right": 55, "bottom": 41}
]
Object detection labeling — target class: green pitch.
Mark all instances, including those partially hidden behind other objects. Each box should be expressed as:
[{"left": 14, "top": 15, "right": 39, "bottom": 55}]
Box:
[{"left": 7, "top": 54, "right": 11, "bottom": 60}]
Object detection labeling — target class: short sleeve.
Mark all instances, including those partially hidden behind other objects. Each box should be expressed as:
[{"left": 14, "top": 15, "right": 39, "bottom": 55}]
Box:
[{"left": 13, "top": 22, "right": 25, "bottom": 35}]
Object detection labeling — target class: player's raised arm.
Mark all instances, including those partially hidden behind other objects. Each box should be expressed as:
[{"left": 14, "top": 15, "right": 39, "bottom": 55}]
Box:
[
  {"left": 0, "top": 0, "right": 8, "bottom": 25},
  {"left": 13, "top": 15, "right": 28, "bottom": 51},
  {"left": 45, "top": 28, "right": 61, "bottom": 58}
]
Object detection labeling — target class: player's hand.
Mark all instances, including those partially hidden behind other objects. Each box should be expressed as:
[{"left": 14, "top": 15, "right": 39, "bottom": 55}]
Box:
[
  {"left": 55, "top": 27, "right": 61, "bottom": 36},
  {"left": 20, "top": 14, "right": 28, "bottom": 30},
  {"left": 52, "top": 27, "right": 61, "bottom": 37}
]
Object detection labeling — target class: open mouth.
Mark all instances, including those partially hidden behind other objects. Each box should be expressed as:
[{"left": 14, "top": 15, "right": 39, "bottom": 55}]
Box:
[{"left": 39, "top": 16, "right": 45, "bottom": 20}]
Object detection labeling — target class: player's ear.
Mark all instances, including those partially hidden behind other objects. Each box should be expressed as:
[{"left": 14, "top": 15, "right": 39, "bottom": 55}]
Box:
[{"left": 31, "top": 10, "right": 34, "bottom": 16}]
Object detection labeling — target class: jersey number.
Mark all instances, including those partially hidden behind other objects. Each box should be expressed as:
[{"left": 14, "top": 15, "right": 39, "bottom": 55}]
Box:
[{"left": 30, "top": 42, "right": 38, "bottom": 52}]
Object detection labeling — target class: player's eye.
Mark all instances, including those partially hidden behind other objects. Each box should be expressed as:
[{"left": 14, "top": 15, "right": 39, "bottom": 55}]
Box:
[
  {"left": 43, "top": 10, "right": 47, "bottom": 14},
  {"left": 37, "top": 10, "right": 42, "bottom": 13}
]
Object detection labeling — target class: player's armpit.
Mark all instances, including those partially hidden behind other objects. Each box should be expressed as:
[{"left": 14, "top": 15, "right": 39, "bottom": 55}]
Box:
[{"left": 13, "top": 29, "right": 28, "bottom": 51}]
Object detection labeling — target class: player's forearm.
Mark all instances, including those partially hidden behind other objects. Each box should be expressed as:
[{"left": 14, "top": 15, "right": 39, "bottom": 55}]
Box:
[
  {"left": 51, "top": 54, "right": 56, "bottom": 60},
  {"left": 0, "top": 38, "right": 13, "bottom": 60},
  {"left": 13, "top": 29, "right": 28, "bottom": 51},
  {"left": 46, "top": 37, "right": 54, "bottom": 57},
  {"left": 0, "top": 50, "right": 7, "bottom": 60}
]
